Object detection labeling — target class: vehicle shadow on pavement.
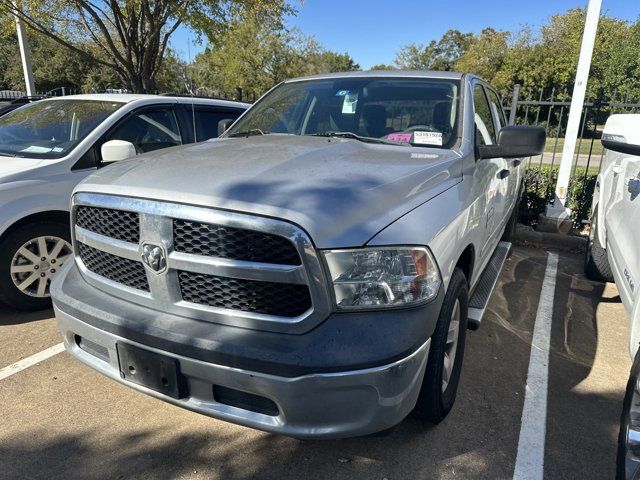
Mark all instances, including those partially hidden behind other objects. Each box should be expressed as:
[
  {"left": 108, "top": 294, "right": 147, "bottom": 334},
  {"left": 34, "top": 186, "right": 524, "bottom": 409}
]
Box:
[{"left": 0, "top": 306, "right": 53, "bottom": 325}]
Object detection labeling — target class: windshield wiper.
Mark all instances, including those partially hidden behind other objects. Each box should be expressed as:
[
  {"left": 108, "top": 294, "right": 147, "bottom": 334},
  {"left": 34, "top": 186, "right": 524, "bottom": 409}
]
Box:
[
  {"left": 228, "top": 129, "right": 267, "bottom": 138},
  {"left": 311, "top": 132, "right": 409, "bottom": 146}
]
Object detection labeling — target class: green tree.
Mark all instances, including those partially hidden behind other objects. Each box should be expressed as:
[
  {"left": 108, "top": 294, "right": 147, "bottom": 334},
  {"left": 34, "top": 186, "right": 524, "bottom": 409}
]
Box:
[
  {"left": 454, "top": 28, "right": 510, "bottom": 90},
  {"left": 192, "top": 13, "right": 359, "bottom": 99},
  {"left": 394, "top": 29, "right": 473, "bottom": 71},
  {"left": 0, "top": 0, "right": 293, "bottom": 93}
]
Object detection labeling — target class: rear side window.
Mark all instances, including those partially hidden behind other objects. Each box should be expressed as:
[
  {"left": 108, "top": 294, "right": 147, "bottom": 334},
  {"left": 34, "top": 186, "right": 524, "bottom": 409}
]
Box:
[
  {"left": 485, "top": 88, "right": 507, "bottom": 130},
  {"left": 193, "top": 108, "right": 242, "bottom": 142},
  {"left": 473, "top": 85, "right": 496, "bottom": 146}
]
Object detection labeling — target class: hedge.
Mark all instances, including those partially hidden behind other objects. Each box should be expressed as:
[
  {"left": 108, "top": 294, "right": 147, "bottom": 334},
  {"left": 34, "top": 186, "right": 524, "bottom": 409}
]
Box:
[{"left": 519, "top": 165, "right": 598, "bottom": 229}]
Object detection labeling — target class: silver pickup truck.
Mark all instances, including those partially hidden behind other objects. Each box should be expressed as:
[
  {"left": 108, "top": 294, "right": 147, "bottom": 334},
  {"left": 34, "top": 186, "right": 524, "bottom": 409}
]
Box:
[{"left": 51, "top": 71, "right": 545, "bottom": 438}]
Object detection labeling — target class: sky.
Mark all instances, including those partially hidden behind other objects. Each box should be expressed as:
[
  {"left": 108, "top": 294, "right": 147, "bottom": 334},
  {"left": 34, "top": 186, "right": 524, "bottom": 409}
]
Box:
[{"left": 171, "top": 0, "right": 639, "bottom": 68}]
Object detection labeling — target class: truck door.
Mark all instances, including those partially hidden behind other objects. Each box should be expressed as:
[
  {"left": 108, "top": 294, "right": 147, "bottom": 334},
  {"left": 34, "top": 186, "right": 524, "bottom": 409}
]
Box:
[
  {"left": 473, "top": 83, "right": 508, "bottom": 257},
  {"left": 606, "top": 151, "right": 640, "bottom": 310},
  {"left": 485, "top": 87, "right": 518, "bottom": 221}
]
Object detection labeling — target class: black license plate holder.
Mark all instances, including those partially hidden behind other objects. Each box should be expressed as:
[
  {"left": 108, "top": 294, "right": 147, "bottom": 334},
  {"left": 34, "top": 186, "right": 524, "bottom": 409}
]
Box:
[{"left": 116, "top": 343, "right": 187, "bottom": 399}]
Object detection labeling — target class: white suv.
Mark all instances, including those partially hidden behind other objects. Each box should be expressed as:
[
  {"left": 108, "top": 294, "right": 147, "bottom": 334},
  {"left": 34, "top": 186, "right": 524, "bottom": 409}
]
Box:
[
  {"left": 584, "top": 114, "right": 640, "bottom": 479},
  {"left": 0, "top": 94, "right": 248, "bottom": 310}
]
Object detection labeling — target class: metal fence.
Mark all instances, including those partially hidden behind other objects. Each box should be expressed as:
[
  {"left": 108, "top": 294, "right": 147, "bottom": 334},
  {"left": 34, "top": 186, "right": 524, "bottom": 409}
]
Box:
[{"left": 504, "top": 85, "right": 640, "bottom": 227}]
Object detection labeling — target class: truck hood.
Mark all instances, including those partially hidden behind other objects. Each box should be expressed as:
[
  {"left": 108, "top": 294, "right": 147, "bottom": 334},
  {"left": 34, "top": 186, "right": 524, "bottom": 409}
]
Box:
[{"left": 76, "top": 135, "right": 462, "bottom": 248}]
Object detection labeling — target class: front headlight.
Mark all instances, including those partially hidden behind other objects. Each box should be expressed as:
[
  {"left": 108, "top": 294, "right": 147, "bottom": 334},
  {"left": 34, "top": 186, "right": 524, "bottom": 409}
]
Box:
[{"left": 322, "top": 246, "right": 441, "bottom": 310}]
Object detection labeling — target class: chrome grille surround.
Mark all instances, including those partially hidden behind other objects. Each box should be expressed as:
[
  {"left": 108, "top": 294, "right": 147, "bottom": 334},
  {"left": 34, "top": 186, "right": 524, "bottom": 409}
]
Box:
[{"left": 71, "top": 193, "right": 332, "bottom": 334}]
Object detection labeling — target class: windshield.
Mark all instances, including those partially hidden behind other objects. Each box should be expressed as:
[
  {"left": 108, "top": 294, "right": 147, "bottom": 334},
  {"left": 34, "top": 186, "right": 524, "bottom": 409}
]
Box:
[
  {"left": 227, "top": 77, "right": 460, "bottom": 148},
  {"left": 0, "top": 99, "right": 124, "bottom": 159}
]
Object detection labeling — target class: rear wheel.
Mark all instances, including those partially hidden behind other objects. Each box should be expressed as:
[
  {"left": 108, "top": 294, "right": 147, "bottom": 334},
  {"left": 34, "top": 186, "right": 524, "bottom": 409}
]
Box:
[
  {"left": 0, "top": 222, "right": 72, "bottom": 311},
  {"left": 413, "top": 268, "right": 469, "bottom": 424},
  {"left": 617, "top": 348, "right": 640, "bottom": 480},
  {"left": 585, "top": 207, "right": 614, "bottom": 282}
]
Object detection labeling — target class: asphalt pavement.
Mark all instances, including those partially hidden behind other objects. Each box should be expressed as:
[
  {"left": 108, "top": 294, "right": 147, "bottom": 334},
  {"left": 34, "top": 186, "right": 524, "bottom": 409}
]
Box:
[{"left": 0, "top": 246, "right": 631, "bottom": 480}]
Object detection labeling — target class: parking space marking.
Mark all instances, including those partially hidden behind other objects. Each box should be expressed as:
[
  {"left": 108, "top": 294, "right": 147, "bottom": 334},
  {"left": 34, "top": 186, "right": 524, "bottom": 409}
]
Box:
[
  {"left": 0, "top": 342, "right": 65, "bottom": 381},
  {"left": 513, "top": 252, "right": 558, "bottom": 480}
]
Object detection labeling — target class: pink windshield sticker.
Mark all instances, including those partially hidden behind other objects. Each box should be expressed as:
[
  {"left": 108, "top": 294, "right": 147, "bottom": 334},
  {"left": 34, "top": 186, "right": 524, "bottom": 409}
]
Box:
[{"left": 387, "top": 133, "right": 412, "bottom": 143}]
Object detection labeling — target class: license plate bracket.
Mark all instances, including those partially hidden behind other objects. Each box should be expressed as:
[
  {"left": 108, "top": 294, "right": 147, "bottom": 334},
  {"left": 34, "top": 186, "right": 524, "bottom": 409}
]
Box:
[{"left": 116, "top": 343, "right": 187, "bottom": 399}]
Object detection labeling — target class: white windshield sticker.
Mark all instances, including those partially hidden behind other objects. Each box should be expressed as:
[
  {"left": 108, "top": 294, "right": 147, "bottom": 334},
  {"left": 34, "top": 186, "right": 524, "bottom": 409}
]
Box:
[
  {"left": 342, "top": 93, "right": 358, "bottom": 114},
  {"left": 20, "top": 146, "right": 52, "bottom": 153},
  {"left": 413, "top": 131, "right": 443, "bottom": 146}
]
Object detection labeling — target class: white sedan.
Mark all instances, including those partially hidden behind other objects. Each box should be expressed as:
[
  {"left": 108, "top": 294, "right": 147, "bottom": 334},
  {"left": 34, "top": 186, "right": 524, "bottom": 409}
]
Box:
[{"left": 0, "top": 94, "right": 248, "bottom": 310}]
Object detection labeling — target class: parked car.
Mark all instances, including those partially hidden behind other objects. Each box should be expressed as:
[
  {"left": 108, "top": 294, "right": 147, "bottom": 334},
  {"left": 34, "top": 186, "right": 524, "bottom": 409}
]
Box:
[
  {"left": 0, "top": 94, "right": 248, "bottom": 310},
  {"left": 584, "top": 114, "right": 640, "bottom": 479},
  {"left": 51, "top": 71, "right": 545, "bottom": 438},
  {"left": 0, "top": 96, "right": 47, "bottom": 118}
]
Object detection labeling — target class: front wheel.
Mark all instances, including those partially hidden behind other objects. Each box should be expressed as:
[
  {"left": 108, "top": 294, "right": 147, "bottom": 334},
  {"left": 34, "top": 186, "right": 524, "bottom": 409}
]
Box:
[
  {"left": 413, "top": 268, "right": 469, "bottom": 424},
  {"left": 0, "top": 222, "right": 72, "bottom": 311}
]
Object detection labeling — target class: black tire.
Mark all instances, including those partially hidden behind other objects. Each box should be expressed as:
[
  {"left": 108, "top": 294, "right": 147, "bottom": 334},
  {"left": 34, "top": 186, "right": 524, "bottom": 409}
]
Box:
[
  {"left": 585, "top": 207, "right": 614, "bottom": 282},
  {"left": 413, "top": 268, "right": 469, "bottom": 424},
  {"left": 0, "top": 221, "right": 71, "bottom": 311},
  {"left": 617, "top": 348, "right": 640, "bottom": 480}
]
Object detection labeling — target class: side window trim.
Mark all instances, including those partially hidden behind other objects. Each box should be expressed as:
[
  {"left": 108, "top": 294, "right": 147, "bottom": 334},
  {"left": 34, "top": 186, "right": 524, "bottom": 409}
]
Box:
[
  {"left": 484, "top": 85, "right": 507, "bottom": 131},
  {"left": 473, "top": 82, "right": 497, "bottom": 146}
]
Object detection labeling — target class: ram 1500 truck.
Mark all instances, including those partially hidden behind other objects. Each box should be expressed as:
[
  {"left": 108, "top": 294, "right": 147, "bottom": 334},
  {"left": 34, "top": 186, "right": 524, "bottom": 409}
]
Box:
[{"left": 51, "top": 71, "right": 545, "bottom": 438}]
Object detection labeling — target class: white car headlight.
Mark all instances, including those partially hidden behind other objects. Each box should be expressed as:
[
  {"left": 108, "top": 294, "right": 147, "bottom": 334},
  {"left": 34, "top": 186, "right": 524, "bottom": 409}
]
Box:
[{"left": 323, "top": 246, "right": 441, "bottom": 310}]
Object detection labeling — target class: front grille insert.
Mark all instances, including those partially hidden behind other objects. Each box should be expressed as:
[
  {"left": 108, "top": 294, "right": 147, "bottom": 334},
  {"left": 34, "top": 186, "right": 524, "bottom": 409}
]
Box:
[
  {"left": 173, "top": 219, "right": 301, "bottom": 265},
  {"left": 178, "top": 271, "right": 311, "bottom": 317},
  {"left": 76, "top": 206, "right": 140, "bottom": 243},
  {"left": 78, "top": 242, "right": 149, "bottom": 292}
]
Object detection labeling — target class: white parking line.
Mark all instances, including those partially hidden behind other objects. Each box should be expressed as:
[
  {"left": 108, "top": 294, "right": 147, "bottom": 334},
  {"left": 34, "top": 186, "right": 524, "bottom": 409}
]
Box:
[
  {"left": 0, "top": 342, "right": 65, "bottom": 381},
  {"left": 513, "top": 252, "right": 559, "bottom": 480}
]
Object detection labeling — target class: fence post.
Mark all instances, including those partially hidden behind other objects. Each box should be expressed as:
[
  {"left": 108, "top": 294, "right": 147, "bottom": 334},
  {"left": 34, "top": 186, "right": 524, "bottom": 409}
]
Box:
[
  {"left": 236, "top": 87, "right": 243, "bottom": 102},
  {"left": 509, "top": 84, "right": 520, "bottom": 125}
]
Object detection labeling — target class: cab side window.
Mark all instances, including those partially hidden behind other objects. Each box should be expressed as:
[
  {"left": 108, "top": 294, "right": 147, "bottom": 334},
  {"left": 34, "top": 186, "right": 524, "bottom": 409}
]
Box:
[
  {"left": 106, "top": 107, "right": 182, "bottom": 155},
  {"left": 473, "top": 85, "right": 496, "bottom": 146},
  {"left": 485, "top": 88, "right": 507, "bottom": 130},
  {"left": 193, "top": 108, "right": 242, "bottom": 142}
]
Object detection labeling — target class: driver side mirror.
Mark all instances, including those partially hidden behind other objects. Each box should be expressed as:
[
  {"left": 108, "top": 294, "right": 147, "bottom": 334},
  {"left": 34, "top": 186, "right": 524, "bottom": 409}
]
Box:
[
  {"left": 601, "top": 114, "right": 640, "bottom": 156},
  {"left": 478, "top": 126, "right": 546, "bottom": 160},
  {"left": 101, "top": 140, "right": 137, "bottom": 163},
  {"left": 218, "top": 118, "right": 236, "bottom": 137}
]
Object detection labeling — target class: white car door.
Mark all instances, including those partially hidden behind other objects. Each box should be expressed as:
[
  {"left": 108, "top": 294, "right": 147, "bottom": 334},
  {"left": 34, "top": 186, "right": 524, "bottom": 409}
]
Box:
[{"left": 602, "top": 115, "right": 640, "bottom": 313}]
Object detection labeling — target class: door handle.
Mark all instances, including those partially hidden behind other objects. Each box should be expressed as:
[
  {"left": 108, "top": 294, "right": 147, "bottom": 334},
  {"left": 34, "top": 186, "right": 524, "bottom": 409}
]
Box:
[
  {"left": 513, "top": 159, "right": 522, "bottom": 167},
  {"left": 498, "top": 169, "right": 510, "bottom": 179}
]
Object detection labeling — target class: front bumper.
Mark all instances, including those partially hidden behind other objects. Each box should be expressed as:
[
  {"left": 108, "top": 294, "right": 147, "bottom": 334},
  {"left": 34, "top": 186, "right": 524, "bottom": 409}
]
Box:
[
  {"left": 57, "top": 305, "right": 430, "bottom": 439},
  {"left": 52, "top": 262, "right": 440, "bottom": 438}
]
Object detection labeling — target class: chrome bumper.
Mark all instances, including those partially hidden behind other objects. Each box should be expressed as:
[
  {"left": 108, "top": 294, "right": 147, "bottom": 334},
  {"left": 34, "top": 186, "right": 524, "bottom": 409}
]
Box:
[{"left": 56, "top": 304, "right": 431, "bottom": 439}]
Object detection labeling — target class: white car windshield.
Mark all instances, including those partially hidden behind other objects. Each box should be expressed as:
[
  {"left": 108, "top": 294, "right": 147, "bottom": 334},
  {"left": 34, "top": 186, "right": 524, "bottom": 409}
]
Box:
[
  {"left": 226, "top": 77, "right": 460, "bottom": 148},
  {"left": 0, "top": 99, "right": 124, "bottom": 159}
]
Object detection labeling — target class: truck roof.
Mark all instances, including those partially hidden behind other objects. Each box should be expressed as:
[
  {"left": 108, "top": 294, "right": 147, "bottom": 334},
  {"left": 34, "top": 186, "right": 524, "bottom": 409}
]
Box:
[
  {"left": 286, "top": 70, "right": 470, "bottom": 83},
  {"left": 44, "top": 93, "right": 249, "bottom": 109}
]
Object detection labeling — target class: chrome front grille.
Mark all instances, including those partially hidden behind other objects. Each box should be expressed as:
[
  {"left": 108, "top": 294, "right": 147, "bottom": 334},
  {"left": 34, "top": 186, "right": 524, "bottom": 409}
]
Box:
[
  {"left": 72, "top": 193, "right": 331, "bottom": 333},
  {"left": 178, "top": 271, "right": 311, "bottom": 317},
  {"left": 173, "top": 219, "right": 301, "bottom": 265},
  {"left": 78, "top": 242, "right": 149, "bottom": 291},
  {"left": 76, "top": 206, "right": 140, "bottom": 243}
]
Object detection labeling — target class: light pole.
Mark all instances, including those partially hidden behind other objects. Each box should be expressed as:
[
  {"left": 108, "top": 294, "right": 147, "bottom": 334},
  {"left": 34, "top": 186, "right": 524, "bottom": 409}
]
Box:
[
  {"left": 13, "top": 2, "right": 35, "bottom": 96},
  {"left": 540, "top": 0, "right": 602, "bottom": 233}
]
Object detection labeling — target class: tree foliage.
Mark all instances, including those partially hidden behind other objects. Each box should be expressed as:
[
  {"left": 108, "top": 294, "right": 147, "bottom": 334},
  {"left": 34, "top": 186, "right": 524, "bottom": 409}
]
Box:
[
  {"left": 0, "top": 0, "right": 292, "bottom": 93},
  {"left": 191, "top": 12, "right": 359, "bottom": 99},
  {"left": 393, "top": 9, "right": 640, "bottom": 100}
]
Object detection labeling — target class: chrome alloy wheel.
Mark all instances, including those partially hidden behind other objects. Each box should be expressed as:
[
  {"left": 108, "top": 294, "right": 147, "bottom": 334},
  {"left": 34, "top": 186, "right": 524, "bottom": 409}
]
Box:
[
  {"left": 10, "top": 236, "right": 72, "bottom": 298},
  {"left": 623, "top": 371, "right": 640, "bottom": 479},
  {"left": 442, "top": 298, "right": 461, "bottom": 392}
]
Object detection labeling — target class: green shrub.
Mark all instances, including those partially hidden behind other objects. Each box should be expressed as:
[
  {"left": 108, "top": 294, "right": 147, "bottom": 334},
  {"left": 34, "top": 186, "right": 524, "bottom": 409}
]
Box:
[{"left": 520, "top": 165, "right": 598, "bottom": 229}]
